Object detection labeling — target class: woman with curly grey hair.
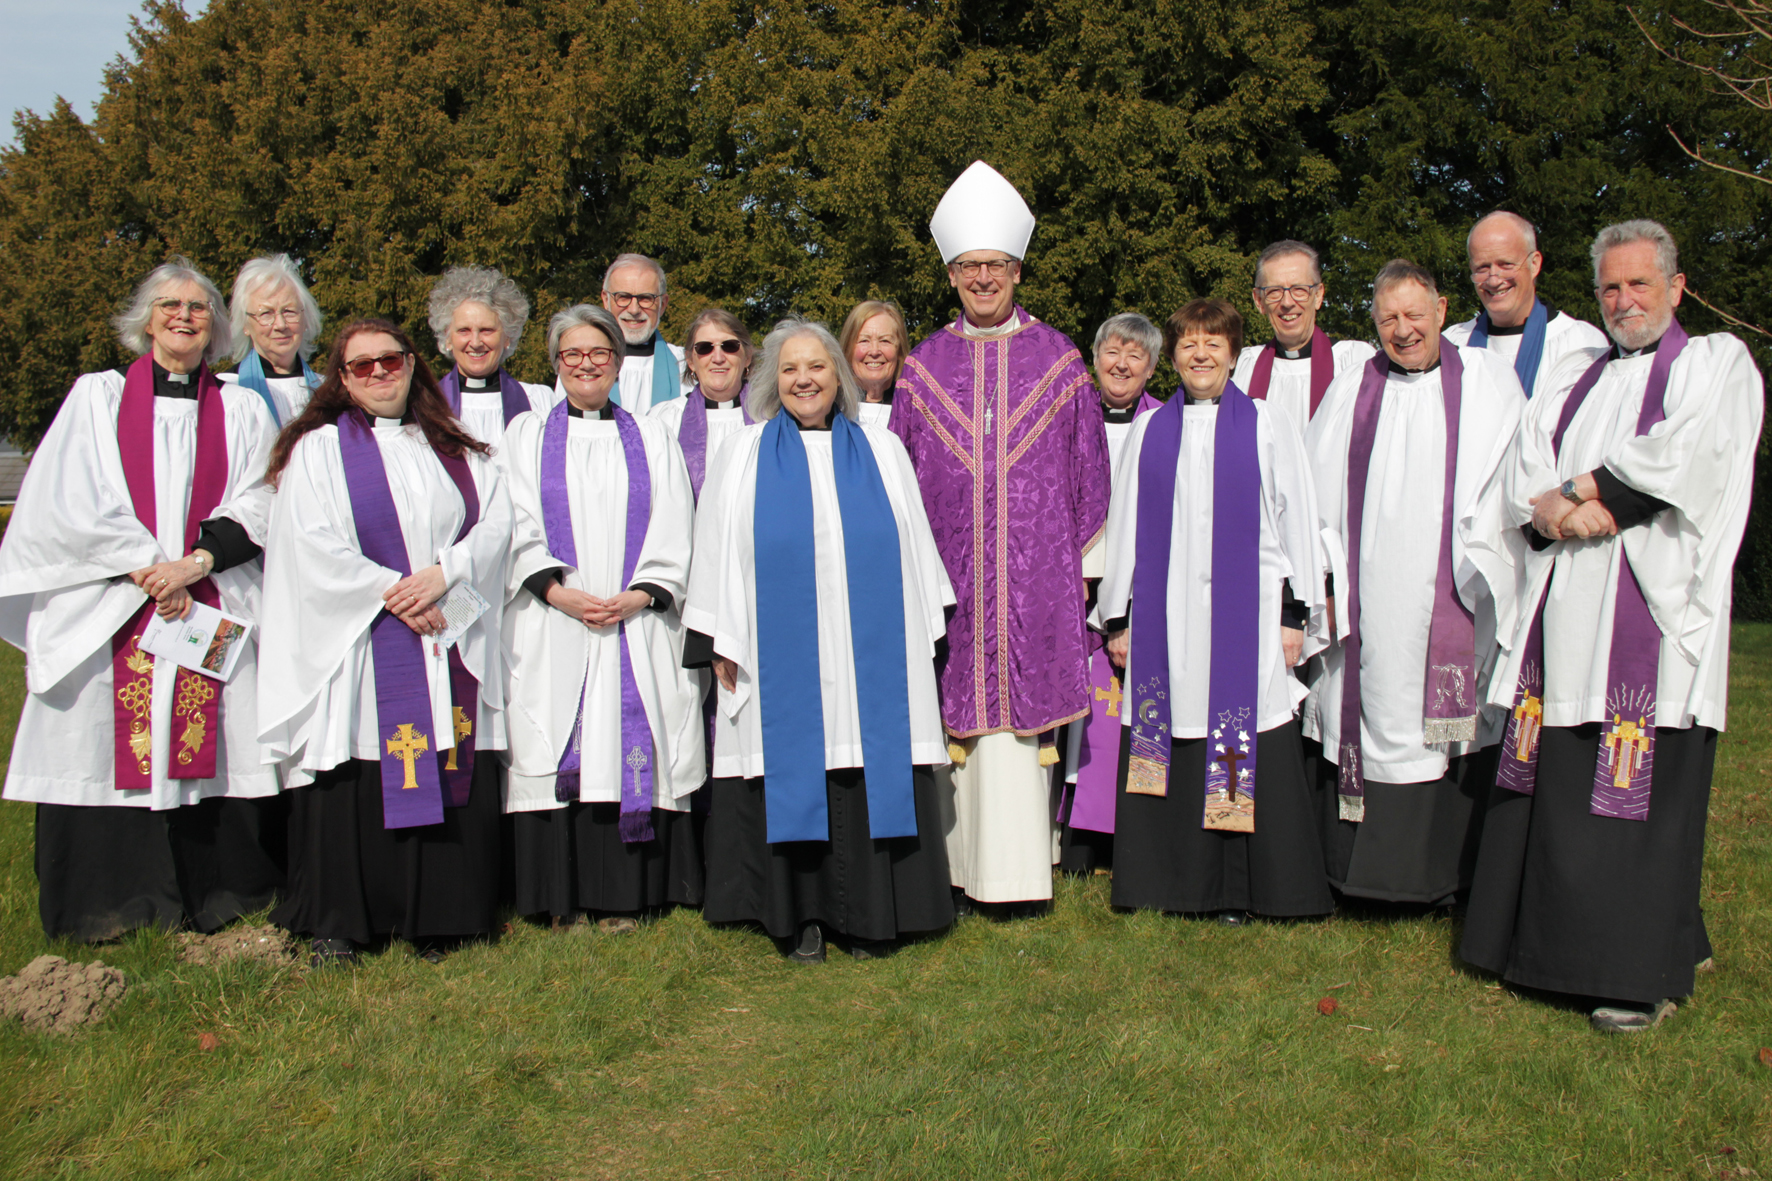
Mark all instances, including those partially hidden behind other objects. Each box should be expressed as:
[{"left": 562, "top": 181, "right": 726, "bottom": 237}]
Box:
[
  {"left": 683, "top": 317, "right": 957, "bottom": 962},
  {"left": 219, "top": 253, "right": 324, "bottom": 425},
  {"left": 427, "top": 264, "right": 557, "bottom": 446},
  {"left": 0, "top": 256, "right": 285, "bottom": 942}
]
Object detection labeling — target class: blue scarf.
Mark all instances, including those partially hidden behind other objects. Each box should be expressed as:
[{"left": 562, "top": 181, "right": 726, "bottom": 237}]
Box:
[
  {"left": 625, "top": 333, "right": 680, "bottom": 411},
  {"left": 1469, "top": 297, "right": 1550, "bottom": 398},
  {"left": 752, "top": 413, "right": 916, "bottom": 844},
  {"left": 235, "top": 351, "right": 321, "bottom": 426}
]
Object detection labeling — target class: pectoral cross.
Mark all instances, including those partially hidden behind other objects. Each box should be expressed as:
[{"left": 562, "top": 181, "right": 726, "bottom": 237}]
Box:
[
  {"left": 1604, "top": 715, "right": 1650, "bottom": 789},
  {"left": 1511, "top": 694, "right": 1542, "bottom": 763},
  {"left": 387, "top": 724, "right": 430, "bottom": 790},
  {"left": 444, "top": 706, "right": 473, "bottom": 771},
  {"left": 1215, "top": 746, "right": 1249, "bottom": 801},
  {"left": 626, "top": 744, "right": 649, "bottom": 795},
  {"left": 983, "top": 405, "right": 993, "bottom": 437},
  {"left": 1094, "top": 675, "right": 1123, "bottom": 718}
]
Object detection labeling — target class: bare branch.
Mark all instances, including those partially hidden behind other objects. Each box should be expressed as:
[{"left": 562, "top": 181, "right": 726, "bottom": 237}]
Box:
[
  {"left": 1685, "top": 287, "right": 1772, "bottom": 338},
  {"left": 1666, "top": 124, "right": 1772, "bottom": 184}
]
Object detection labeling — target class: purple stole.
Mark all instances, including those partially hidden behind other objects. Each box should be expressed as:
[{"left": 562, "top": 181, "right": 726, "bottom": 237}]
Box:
[
  {"left": 337, "top": 409, "right": 482, "bottom": 829},
  {"left": 440, "top": 368, "right": 530, "bottom": 427},
  {"left": 111, "top": 356, "right": 228, "bottom": 788},
  {"left": 1496, "top": 319, "right": 1689, "bottom": 820},
  {"left": 678, "top": 385, "right": 753, "bottom": 501},
  {"left": 1065, "top": 391, "right": 1163, "bottom": 834},
  {"left": 1338, "top": 340, "right": 1478, "bottom": 809},
  {"left": 538, "top": 400, "right": 657, "bottom": 842},
  {"left": 1124, "top": 386, "right": 1262, "bottom": 831},
  {"left": 1246, "top": 326, "right": 1336, "bottom": 421}
]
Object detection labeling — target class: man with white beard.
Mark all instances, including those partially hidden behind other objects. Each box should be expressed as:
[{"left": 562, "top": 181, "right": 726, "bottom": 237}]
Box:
[
  {"left": 1461, "top": 220, "right": 1762, "bottom": 1032},
  {"left": 599, "top": 253, "right": 693, "bottom": 413},
  {"left": 1444, "top": 212, "right": 1608, "bottom": 399}
]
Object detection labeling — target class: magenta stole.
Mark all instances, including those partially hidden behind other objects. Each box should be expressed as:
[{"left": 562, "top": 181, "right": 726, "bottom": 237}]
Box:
[
  {"left": 337, "top": 409, "right": 482, "bottom": 828},
  {"left": 111, "top": 356, "right": 228, "bottom": 788},
  {"left": 1246, "top": 326, "right": 1336, "bottom": 421}
]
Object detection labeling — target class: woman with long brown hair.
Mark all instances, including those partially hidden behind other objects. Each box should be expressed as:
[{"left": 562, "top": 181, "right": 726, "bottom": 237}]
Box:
[{"left": 258, "top": 318, "right": 515, "bottom": 968}]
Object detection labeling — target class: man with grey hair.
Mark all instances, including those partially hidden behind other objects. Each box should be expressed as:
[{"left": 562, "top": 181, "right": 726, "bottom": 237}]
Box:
[
  {"left": 1444, "top": 211, "right": 1608, "bottom": 399},
  {"left": 600, "top": 253, "right": 692, "bottom": 414},
  {"left": 1305, "top": 259, "right": 1524, "bottom": 908},
  {"left": 1232, "top": 240, "right": 1376, "bottom": 430},
  {"left": 427, "top": 265, "right": 556, "bottom": 447},
  {"left": 1461, "top": 219, "right": 1764, "bottom": 1032}
]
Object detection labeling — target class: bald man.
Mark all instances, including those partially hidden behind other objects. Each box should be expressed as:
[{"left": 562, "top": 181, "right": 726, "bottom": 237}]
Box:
[{"left": 1444, "top": 211, "right": 1607, "bottom": 399}]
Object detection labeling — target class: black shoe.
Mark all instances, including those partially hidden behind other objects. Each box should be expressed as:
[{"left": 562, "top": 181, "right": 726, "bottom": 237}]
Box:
[
  {"left": 1216, "top": 910, "right": 1250, "bottom": 927},
  {"left": 951, "top": 888, "right": 972, "bottom": 919},
  {"left": 309, "top": 938, "right": 358, "bottom": 970},
  {"left": 787, "top": 922, "right": 825, "bottom": 964},
  {"left": 850, "top": 938, "right": 892, "bottom": 961},
  {"left": 419, "top": 947, "right": 446, "bottom": 964}
]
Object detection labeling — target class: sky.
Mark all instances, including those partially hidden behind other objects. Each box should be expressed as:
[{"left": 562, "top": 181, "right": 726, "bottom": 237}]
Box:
[{"left": 0, "top": 0, "right": 164, "bottom": 141}]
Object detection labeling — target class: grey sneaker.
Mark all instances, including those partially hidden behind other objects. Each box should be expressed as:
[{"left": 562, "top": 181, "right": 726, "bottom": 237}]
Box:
[{"left": 1590, "top": 999, "right": 1676, "bottom": 1033}]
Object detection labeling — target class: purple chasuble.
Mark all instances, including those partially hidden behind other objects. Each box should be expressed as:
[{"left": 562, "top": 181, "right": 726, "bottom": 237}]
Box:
[
  {"left": 1124, "top": 387, "right": 1263, "bottom": 831},
  {"left": 1247, "top": 327, "right": 1336, "bottom": 421},
  {"left": 111, "top": 356, "right": 229, "bottom": 788},
  {"left": 538, "top": 400, "right": 657, "bottom": 842},
  {"left": 337, "top": 410, "right": 482, "bottom": 828},
  {"left": 1066, "top": 389, "right": 1164, "bottom": 834},
  {"left": 890, "top": 309, "right": 1111, "bottom": 737},
  {"left": 1337, "top": 340, "right": 1478, "bottom": 808},
  {"left": 678, "top": 384, "right": 753, "bottom": 501},
  {"left": 1496, "top": 319, "right": 1689, "bottom": 821},
  {"left": 440, "top": 367, "right": 531, "bottom": 428}
]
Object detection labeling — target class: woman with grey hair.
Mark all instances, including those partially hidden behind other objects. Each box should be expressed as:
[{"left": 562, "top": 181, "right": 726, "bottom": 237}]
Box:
[
  {"left": 0, "top": 256, "right": 284, "bottom": 941},
  {"left": 219, "top": 252, "right": 324, "bottom": 425},
  {"left": 499, "top": 303, "right": 705, "bottom": 932},
  {"left": 427, "top": 264, "right": 556, "bottom": 446},
  {"left": 683, "top": 317, "right": 956, "bottom": 962}
]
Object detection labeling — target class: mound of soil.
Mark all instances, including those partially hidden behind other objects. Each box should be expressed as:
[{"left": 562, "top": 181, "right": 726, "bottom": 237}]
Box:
[
  {"left": 176, "top": 923, "right": 300, "bottom": 969},
  {"left": 0, "top": 955, "right": 127, "bottom": 1034}
]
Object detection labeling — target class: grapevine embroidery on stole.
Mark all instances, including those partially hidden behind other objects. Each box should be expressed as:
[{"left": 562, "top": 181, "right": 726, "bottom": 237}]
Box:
[{"left": 116, "top": 636, "right": 154, "bottom": 774}]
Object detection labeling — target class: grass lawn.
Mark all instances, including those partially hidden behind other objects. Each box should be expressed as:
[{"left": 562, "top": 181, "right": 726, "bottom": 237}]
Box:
[{"left": 0, "top": 631, "right": 1769, "bottom": 1180}]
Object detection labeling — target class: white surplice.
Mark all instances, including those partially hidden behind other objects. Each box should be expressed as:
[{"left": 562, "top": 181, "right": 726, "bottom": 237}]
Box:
[
  {"left": 1485, "top": 332, "right": 1763, "bottom": 732},
  {"left": 453, "top": 376, "right": 558, "bottom": 450},
  {"left": 500, "top": 409, "right": 704, "bottom": 811},
  {"left": 0, "top": 371, "right": 278, "bottom": 809},
  {"left": 1305, "top": 345, "right": 1525, "bottom": 785},
  {"left": 1091, "top": 398, "right": 1326, "bottom": 737},
  {"left": 682, "top": 418, "right": 955, "bottom": 778},
  {"left": 219, "top": 369, "right": 315, "bottom": 425},
  {"left": 257, "top": 419, "right": 513, "bottom": 786},
  {"left": 1080, "top": 400, "right": 1163, "bottom": 580},
  {"left": 649, "top": 395, "right": 752, "bottom": 485},
  {"left": 855, "top": 400, "right": 894, "bottom": 428},
  {"left": 1444, "top": 309, "right": 1609, "bottom": 399},
  {"left": 1231, "top": 339, "right": 1378, "bottom": 435}
]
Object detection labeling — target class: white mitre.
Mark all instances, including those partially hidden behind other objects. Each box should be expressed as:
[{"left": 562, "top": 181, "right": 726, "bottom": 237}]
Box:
[{"left": 929, "top": 160, "right": 1036, "bottom": 263}]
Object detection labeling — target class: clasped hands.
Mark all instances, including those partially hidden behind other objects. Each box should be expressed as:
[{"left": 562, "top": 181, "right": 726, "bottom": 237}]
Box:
[
  {"left": 129, "top": 549, "right": 213, "bottom": 621},
  {"left": 1530, "top": 483, "right": 1617, "bottom": 542},
  {"left": 385, "top": 565, "right": 449, "bottom": 637},
  {"left": 545, "top": 583, "right": 651, "bottom": 630}
]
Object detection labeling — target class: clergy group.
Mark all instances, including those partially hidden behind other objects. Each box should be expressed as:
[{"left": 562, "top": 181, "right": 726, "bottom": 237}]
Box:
[{"left": 0, "top": 161, "right": 1757, "bottom": 1036}]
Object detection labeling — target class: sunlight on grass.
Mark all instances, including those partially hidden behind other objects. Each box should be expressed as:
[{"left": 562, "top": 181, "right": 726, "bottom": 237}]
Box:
[{"left": 0, "top": 633, "right": 1769, "bottom": 1179}]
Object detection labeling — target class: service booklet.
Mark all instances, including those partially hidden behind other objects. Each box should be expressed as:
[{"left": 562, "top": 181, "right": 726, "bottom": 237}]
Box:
[
  {"left": 139, "top": 601, "right": 254, "bottom": 682},
  {"left": 433, "top": 582, "right": 490, "bottom": 650}
]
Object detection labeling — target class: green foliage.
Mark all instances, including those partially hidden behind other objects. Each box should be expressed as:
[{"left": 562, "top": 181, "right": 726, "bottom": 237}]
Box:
[{"left": 0, "top": 0, "right": 1769, "bottom": 604}]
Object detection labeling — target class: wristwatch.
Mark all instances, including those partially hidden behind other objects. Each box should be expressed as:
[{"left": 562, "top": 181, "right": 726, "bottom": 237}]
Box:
[{"left": 1560, "top": 478, "right": 1584, "bottom": 505}]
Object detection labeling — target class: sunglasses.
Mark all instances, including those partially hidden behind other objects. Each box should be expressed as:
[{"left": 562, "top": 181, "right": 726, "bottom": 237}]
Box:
[
  {"left": 343, "top": 351, "right": 409, "bottom": 379},
  {"left": 692, "top": 339, "right": 744, "bottom": 357}
]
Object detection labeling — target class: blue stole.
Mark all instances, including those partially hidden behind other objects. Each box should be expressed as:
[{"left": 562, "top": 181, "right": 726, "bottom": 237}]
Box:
[
  {"left": 235, "top": 351, "right": 320, "bottom": 426},
  {"left": 752, "top": 413, "right": 916, "bottom": 844},
  {"left": 620, "top": 334, "right": 681, "bottom": 411},
  {"left": 1469, "top": 298, "right": 1549, "bottom": 397}
]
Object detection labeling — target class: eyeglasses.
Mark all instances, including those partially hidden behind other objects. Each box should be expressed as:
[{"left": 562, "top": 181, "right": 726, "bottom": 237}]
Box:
[
  {"left": 558, "top": 347, "right": 617, "bottom": 367},
  {"left": 604, "top": 291, "right": 661, "bottom": 310},
  {"left": 951, "top": 258, "right": 1015, "bottom": 279},
  {"left": 154, "top": 298, "right": 213, "bottom": 319},
  {"left": 343, "top": 351, "right": 409, "bottom": 379},
  {"left": 248, "top": 307, "right": 303, "bottom": 326},
  {"left": 692, "top": 339, "right": 744, "bottom": 357},
  {"left": 1254, "top": 284, "right": 1321, "bottom": 306}
]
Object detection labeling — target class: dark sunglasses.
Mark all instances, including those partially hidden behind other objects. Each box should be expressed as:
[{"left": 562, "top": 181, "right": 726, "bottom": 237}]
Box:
[
  {"left": 692, "top": 339, "right": 744, "bottom": 357},
  {"left": 344, "top": 351, "right": 409, "bottom": 380}
]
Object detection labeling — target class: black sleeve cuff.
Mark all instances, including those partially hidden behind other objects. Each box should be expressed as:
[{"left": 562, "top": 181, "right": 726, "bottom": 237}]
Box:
[
  {"left": 1324, "top": 572, "right": 1335, "bottom": 599},
  {"left": 523, "top": 568, "right": 563, "bottom": 603},
  {"left": 1593, "top": 466, "right": 1672, "bottom": 531},
  {"left": 630, "top": 581, "right": 673, "bottom": 613},
  {"left": 194, "top": 516, "right": 261, "bottom": 573},
  {"left": 1281, "top": 581, "right": 1307, "bottom": 630},
  {"left": 1524, "top": 523, "right": 1555, "bottom": 552},
  {"left": 1099, "top": 611, "right": 1129, "bottom": 634},
  {"left": 683, "top": 628, "right": 715, "bottom": 669}
]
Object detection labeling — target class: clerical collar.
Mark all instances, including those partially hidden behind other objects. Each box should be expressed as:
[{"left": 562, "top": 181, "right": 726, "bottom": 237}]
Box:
[
  {"left": 701, "top": 394, "right": 742, "bottom": 410},
  {"left": 790, "top": 410, "right": 835, "bottom": 431},
  {"left": 1102, "top": 400, "right": 1141, "bottom": 423},
  {"left": 257, "top": 353, "right": 300, "bottom": 379},
  {"left": 962, "top": 311, "right": 1020, "bottom": 338},
  {"left": 460, "top": 370, "right": 500, "bottom": 391},
  {"left": 151, "top": 359, "right": 199, "bottom": 400},
  {"left": 1275, "top": 340, "right": 1313, "bottom": 360},
  {"left": 1614, "top": 335, "right": 1665, "bottom": 360},
  {"left": 1386, "top": 357, "right": 1443, "bottom": 376},
  {"left": 1184, "top": 394, "right": 1223, "bottom": 406},
  {"left": 566, "top": 404, "right": 615, "bottom": 420},
  {"left": 1480, "top": 301, "right": 1560, "bottom": 336}
]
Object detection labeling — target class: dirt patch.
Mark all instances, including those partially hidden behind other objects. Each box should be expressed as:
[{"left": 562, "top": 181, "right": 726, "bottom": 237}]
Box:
[
  {"left": 176, "top": 923, "right": 301, "bottom": 969},
  {"left": 0, "top": 955, "right": 127, "bottom": 1033}
]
